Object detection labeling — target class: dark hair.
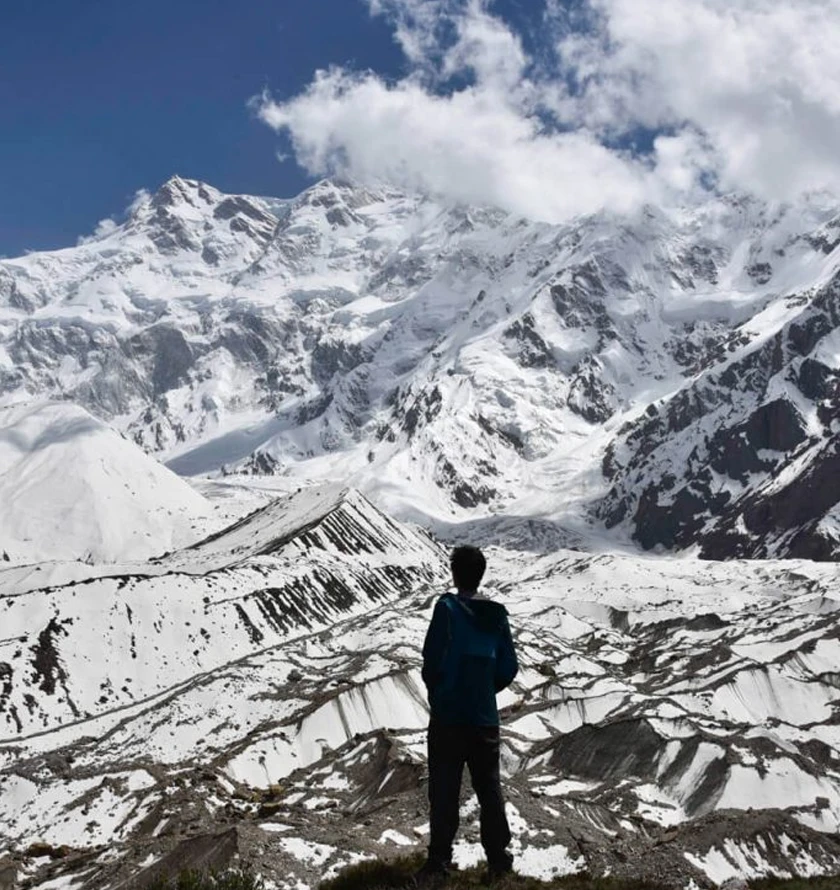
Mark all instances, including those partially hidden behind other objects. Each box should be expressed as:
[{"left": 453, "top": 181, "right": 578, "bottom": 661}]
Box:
[{"left": 450, "top": 545, "right": 486, "bottom": 591}]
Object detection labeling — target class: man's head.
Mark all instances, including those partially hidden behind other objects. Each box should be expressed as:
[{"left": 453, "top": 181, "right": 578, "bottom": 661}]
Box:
[{"left": 450, "top": 545, "right": 486, "bottom": 593}]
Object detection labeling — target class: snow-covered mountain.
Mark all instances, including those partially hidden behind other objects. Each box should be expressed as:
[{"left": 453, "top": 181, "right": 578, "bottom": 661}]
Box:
[
  {"left": 6, "top": 177, "right": 840, "bottom": 890},
  {"left": 3, "top": 176, "right": 840, "bottom": 559}
]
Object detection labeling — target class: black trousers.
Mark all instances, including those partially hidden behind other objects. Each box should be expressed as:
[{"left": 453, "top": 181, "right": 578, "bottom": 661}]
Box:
[{"left": 427, "top": 721, "right": 512, "bottom": 866}]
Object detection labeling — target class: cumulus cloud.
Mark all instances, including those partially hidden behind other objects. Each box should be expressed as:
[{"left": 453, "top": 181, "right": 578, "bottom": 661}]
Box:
[
  {"left": 567, "top": 0, "right": 840, "bottom": 199},
  {"left": 259, "top": 67, "right": 654, "bottom": 219},
  {"left": 257, "top": 0, "right": 840, "bottom": 220}
]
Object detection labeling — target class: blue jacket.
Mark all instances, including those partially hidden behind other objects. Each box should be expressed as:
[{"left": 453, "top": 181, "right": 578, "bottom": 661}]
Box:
[{"left": 422, "top": 592, "right": 518, "bottom": 726}]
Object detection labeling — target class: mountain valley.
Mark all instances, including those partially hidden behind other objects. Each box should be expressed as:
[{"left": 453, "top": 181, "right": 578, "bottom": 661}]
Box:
[{"left": 3, "top": 178, "right": 840, "bottom": 888}]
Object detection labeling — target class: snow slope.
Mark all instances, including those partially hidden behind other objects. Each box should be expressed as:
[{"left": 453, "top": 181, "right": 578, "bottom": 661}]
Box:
[
  {"left": 5, "top": 178, "right": 840, "bottom": 889},
  {"left": 0, "top": 401, "right": 210, "bottom": 564},
  {"left": 0, "top": 484, "right": 443, "bottom": 740}
]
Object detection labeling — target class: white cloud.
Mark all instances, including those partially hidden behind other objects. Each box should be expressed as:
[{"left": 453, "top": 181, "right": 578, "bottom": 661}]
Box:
[
  {"left": 442, "top": 0, "right": 527, "bottom": 91},
  {"left": 367, "top": 0, "right": 452, "bottom": 74},
  {"left": 257, "top": 0, "right": 840, "bottom": 220},
  {"left": 128, "top": 188, "right": 152, "bottom": 214},
  {"left": 77, "top": 217, "right": 118, "bottom": 246},
  {"left": 569, "top": 0, "right": 840, "bottom": 199},
  {"left": 77, "top": 189, "right": 152, "bottom": 245},
  {"left": 260, "top": 67, "right": 653, "bottom": 219}
]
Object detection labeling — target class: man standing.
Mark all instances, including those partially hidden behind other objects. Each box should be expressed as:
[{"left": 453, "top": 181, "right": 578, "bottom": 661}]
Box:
[{"left": 417, "top": 545, "right": 519, "bottom": 883}]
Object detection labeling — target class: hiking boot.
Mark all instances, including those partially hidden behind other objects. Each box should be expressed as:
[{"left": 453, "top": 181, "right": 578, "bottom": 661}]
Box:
[
  {"left": 483, "top": 854, "right": 514, "bottom": 884},
  {"left": 412, "top": 860, "right": 452, "bottom": 886}
]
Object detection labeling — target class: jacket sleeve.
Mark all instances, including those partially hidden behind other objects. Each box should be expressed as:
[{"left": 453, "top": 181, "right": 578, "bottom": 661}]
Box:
[
  {"left": 494, "top": 612, "right": 518, "bottom": 692},
  {"left": 422, "top": 599, "right": 450, "bottom": 690}
]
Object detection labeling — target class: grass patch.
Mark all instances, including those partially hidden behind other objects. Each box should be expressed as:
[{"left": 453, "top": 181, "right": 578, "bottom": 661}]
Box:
[
  {"left": 318, "top": 855, "right": 666, "bottom": 890},
  {"left": 318, "top": 856, "right": 840, "bottom": 890},
  {"left": 143, "top": 869, "right": 263, "bottom": 890},
  {"left": 137, "top": 860, "right": 840, "bottom": 890},
  {"left": 749, "top": 880, "right": 840, "bottom": 889}
]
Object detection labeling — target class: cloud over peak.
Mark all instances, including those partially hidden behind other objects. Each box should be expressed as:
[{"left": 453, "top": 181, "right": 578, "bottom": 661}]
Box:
[{"left": 257, "top": 0, "right": 840, "bottom": 222}]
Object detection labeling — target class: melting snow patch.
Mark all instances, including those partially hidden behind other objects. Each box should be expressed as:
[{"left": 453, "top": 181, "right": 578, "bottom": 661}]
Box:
[
  {"left": 34, "top": 877, "right": 83, "bottom": 890},
  {"left": 452, "top": 842, "right": 484, "bottom": 869},
  {"left": 320, "top": 772, "right": 350, "bottom": 791},
  {"left": 634, "top": 784, "right": 683, "bottom": 826},
  {"left": 125, "top": 770, "right": 157, "bottom": 792},
  {"left": 506, "top": 803, "right": 530, "bottom": 836},
  {"left": 322, "top": 853, "right": 373, "bottom": 881},
  {"left": 711, "top": 667, "right": 835, "bottom": 726},
  {"left": 514, "top": 844, "right": 585, "bottom": 880},
  {"left": 378, "top": 829, "right": 414, "bottom": 846},
  {"left": 684, "top": 840, "right": 785, "bottom": 884},
  {"left": 536, "top": 778, "right": 597, "bottom": 797},
  {"left": 303, "top": 796, "right": 336, "bottom": 810},
  {"left": 781, "top": 834, "right": 827, "bottom": 878},
  {"left": 277, "top": 837, "right": 335, "bottom": 867},
  {"left": 717, "top": 760, "right": 836, "bottom": 812}
]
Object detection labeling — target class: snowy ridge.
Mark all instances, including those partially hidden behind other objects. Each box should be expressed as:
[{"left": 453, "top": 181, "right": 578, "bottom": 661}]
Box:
[
  {"left": 0, "top": 401, "right": 210, "bottom": 564},
  {"left": 0, "top": 485, "right": 443, "bottom": 742},
  {"left": 599, "top": 263, "right": 840, "bottom": 559},
  {"left": 174, "top": 484, "right": 437, "bottom": 569},
  {"left": 4, "top": 177, "right": 840, "bottom": 888},
  {"left": 2, "top": 179, "right": 840, "bottom": 558}
]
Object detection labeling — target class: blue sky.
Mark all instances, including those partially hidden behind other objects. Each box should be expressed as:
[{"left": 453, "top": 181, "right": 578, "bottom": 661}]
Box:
[
  {"left": 0, "top": 0, "right": 407, "bottom": 256},
  {"left": 2, "top": 0, "right": 838, "bottom": 256}
]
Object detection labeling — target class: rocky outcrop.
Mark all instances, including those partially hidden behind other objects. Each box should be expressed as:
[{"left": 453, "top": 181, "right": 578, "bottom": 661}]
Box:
[{"left": 599, "top": 268, "right": 840, "bottom": 560}]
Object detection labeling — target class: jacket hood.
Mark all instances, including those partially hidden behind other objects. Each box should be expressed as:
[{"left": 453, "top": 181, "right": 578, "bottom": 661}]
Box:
[{"left": 450, "top": 594, "right": 508, "bottom": 633}]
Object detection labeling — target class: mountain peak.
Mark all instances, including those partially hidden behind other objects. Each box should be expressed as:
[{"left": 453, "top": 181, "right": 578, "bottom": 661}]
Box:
[
  {"left": 295, "top": 176, "right": 393, "bottom": 213},
  {"left": 150, "top": 174, "right": 217, "bottom": 210},
  {"left": 2, "top": 175, "right": 840, "bottom": 561}
]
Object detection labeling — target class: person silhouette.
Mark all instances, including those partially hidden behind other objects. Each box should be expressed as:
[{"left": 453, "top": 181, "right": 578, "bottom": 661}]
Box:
[{"left": 416, "top": 545, "right": 518, "bottom": 884}]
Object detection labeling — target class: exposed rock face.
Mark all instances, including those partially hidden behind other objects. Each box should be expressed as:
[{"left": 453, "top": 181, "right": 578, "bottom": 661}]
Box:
[
  {"left": 598, "top": 266, "right": 840, "bottom": 559},
  {"left": 8, "top": 179, "right": 840, "bottom": 889}
]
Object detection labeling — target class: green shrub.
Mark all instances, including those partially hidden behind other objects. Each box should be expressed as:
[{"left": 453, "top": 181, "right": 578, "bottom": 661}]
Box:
[{"left": 144, "top": 868, "right": 263, "bottom": 890}]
